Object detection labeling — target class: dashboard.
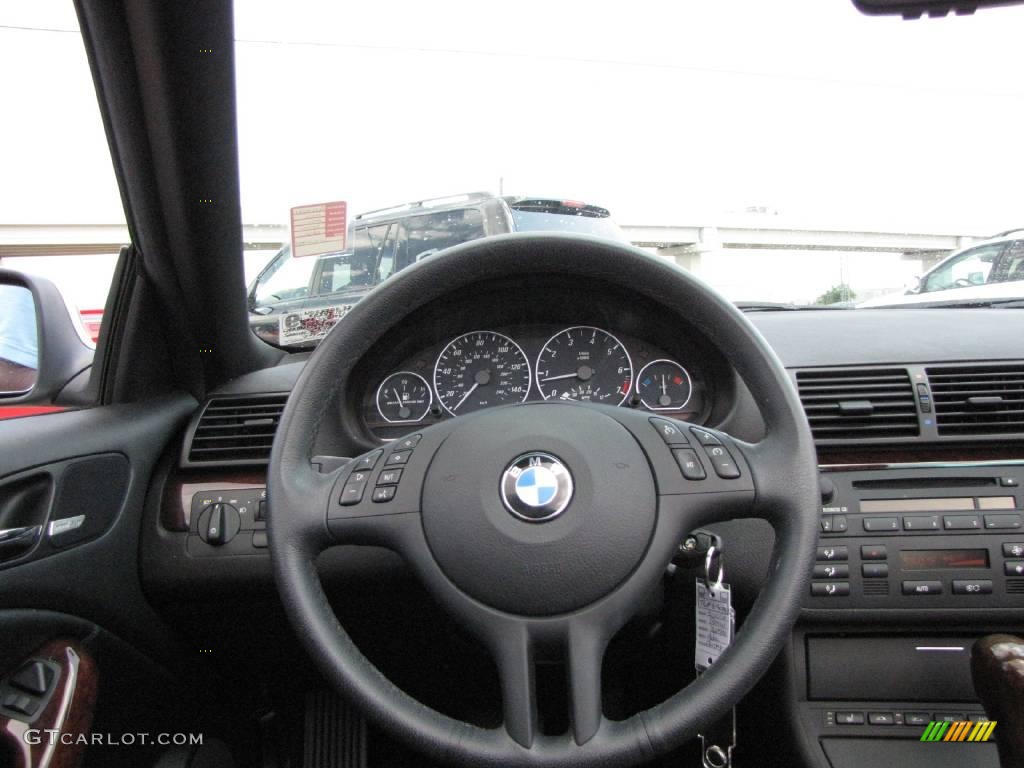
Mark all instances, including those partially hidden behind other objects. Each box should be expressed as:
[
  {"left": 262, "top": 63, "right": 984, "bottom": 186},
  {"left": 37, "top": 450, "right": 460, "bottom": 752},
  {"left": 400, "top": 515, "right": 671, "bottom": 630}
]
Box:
[
  {"left": 350, "top": 275, "right": 733, "bottom": 442},
  {"left": 160, "top": 300, "right": 1024, "bottom": 768},
  {"left": 362, "top": 324, "right": 709, "bottom": 438}
]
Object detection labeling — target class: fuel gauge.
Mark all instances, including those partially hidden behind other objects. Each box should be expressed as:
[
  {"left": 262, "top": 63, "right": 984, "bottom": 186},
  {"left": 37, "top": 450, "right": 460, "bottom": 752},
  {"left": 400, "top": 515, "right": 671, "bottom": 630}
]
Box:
[
  {"left": 376, "top": 372, "right": 432, "bottom": 423},
  {"left": 636, "top": 359, "right": 692, "bottom": 411}
]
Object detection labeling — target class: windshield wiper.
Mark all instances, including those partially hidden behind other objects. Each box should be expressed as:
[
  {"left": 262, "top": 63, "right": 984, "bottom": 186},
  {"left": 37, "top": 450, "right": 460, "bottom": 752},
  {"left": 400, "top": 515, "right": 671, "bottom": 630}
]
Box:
[
  {"left": 866, "top": 298, "right": 1024, "bottom": 309},
  {"left": 736, "top": 301, "right": 853, "bottom": 312}
]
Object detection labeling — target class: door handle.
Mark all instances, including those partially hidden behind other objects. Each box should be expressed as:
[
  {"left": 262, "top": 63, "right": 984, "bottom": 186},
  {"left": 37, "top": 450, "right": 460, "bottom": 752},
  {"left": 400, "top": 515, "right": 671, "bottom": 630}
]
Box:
[{"left": 0, "top": 525, "right": 41, "bottom": 561}]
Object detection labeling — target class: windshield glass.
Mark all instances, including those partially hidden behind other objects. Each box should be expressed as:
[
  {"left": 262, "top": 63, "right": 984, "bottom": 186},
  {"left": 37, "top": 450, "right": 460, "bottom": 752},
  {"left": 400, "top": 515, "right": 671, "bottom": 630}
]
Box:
[{"left": 229, "top": 1, "right": 1023, "bottom": 342}]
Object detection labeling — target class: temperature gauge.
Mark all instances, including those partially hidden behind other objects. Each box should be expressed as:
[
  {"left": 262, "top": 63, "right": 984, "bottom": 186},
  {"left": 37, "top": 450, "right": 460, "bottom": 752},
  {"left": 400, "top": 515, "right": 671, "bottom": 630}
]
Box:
[
  {"left": 635, "top": 359, "right": 692, "bottom": 411},
  {"left": 376, "top": 372, "right": 432, "bottom": 423}
]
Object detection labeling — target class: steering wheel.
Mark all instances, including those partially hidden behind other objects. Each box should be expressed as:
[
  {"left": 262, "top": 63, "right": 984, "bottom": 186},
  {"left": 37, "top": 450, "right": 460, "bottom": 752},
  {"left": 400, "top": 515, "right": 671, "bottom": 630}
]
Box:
[{"left": 268, "top": 234, "right": 820, "bottom": 767}]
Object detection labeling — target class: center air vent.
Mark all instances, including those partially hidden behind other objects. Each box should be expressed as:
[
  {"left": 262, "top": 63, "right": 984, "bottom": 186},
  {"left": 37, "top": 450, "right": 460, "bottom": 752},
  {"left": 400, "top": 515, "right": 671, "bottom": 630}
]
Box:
[
  {"left": 183, "top": 393, "right": 289, "bottom": 467},
  {"left": 927, "top": 364, "right": 1024, "bottom": 436},
  {"left": 796, "top": 368, "right": 919, "bottom": 441}
]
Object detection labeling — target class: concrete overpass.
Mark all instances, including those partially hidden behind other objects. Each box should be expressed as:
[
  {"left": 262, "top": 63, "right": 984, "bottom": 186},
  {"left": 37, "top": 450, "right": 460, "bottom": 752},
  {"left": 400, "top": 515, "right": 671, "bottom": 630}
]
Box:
[
  {"left": 621, "top": 224, "right": 983, "bottom": 271},
  {"left": 0, "top": 222, "right": 985, "bottom": 270}
]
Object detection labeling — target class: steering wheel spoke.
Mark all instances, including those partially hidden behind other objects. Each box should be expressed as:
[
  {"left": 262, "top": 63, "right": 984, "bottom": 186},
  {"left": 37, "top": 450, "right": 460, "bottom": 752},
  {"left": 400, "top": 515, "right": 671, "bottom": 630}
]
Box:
[
  {"left": 566, "top": 617, "right": 609, "bottom": 745},
  {"left": 324, "top": 423, "right": 458, "bottom": 547},
  {"left": 487, "top": 620, "right": 539, "bottom": 748}
]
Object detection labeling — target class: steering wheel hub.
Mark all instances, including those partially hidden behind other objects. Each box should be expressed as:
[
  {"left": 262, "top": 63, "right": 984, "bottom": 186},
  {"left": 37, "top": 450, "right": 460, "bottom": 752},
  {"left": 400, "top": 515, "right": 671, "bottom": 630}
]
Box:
[{"left": 421, "top": 403, "right": 656, "bottom": 616}]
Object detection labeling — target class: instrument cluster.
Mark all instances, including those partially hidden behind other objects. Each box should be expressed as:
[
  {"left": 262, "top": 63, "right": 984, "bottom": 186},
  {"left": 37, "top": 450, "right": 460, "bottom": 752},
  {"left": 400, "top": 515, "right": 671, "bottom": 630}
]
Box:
[{"left": 364, "top": 324, "right": 711, "bottom": 439}]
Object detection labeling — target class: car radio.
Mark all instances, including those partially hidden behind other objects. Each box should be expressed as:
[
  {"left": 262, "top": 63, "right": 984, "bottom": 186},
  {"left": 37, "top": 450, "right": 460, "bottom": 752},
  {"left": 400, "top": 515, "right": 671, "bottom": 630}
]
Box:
[{"left": 804, "top": 464, "right": 1024, "bottom": 609}]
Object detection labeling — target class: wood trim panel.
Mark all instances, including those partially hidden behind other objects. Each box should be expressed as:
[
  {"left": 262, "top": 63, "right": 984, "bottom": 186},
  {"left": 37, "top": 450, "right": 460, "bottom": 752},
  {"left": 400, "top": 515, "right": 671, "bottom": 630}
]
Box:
[{"left": 1, "top": 640, "right": 97, "bottom": 768}]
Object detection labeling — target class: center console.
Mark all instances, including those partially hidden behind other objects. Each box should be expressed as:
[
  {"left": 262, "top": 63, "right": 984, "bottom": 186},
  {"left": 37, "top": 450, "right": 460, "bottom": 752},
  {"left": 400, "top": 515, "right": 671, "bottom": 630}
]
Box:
[{"left": 787, "top": 462, "right": 1024, "bottom": 768}]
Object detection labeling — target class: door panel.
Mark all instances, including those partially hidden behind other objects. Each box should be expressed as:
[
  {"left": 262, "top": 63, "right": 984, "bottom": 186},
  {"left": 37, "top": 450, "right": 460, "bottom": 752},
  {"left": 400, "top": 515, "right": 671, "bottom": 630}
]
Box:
[{"left": 0, "top": 394, "right": 195, "bottom": 654}]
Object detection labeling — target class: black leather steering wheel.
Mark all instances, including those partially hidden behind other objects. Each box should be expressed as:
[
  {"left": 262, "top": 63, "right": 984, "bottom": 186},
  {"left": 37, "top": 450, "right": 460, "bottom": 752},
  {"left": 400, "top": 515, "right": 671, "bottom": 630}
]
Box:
[{"left": 268, "top": 233, "right": 820, "bottom": 767}]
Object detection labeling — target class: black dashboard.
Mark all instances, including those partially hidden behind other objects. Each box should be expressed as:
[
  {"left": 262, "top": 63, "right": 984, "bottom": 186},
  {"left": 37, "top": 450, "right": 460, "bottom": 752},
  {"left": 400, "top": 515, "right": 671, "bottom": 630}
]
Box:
[
  {"left": 348, "top": 275, "right": 732, "bottom": 442},
  {"left": 155, "top": 303, "right": 1024, "bottom": 768}
]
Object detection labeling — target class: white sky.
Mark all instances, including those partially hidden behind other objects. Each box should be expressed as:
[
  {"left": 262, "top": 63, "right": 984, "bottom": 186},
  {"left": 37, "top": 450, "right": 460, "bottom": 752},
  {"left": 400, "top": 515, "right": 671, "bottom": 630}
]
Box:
[{"left": 2, "top": 0, "right": 1023, "bottom": 305}]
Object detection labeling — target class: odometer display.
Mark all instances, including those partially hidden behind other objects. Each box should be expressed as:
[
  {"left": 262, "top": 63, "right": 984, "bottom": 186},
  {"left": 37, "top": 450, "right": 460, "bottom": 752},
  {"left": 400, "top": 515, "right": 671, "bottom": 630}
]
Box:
[
  {"left": 433, "top": 331, "right": 531, "bottom": 415},
  {"left": 535, "top": 326, "right": 633, "bottom": 404}
]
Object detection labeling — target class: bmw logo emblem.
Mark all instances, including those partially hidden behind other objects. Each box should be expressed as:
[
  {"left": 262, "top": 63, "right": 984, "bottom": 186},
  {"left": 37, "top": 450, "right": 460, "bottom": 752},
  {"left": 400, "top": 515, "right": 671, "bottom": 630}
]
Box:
[{"left": 500, "top": 452, "right": 574, "bottom": 522}]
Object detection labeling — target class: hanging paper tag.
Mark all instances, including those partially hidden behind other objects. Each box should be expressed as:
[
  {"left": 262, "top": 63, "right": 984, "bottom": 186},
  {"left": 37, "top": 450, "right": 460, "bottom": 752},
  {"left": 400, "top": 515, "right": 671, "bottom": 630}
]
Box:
[{"left": 695, "top": 580, "right": 733, "bottom": 674}]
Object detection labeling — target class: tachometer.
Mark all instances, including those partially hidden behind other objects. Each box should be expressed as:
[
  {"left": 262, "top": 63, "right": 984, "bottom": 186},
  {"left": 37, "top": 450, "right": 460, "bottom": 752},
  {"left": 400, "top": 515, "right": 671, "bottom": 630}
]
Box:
[
  {"left": 535, "top": 326, "right": 633, "bottom": 404},
  {"left": 635, "top": 359, "right": 693, "bottom": 410},
  {"left": 376, "top": 371, "right": 432, "bottom": 423},
  {"left": 433, "top": 331, "right": 531, "bottom": 415}
]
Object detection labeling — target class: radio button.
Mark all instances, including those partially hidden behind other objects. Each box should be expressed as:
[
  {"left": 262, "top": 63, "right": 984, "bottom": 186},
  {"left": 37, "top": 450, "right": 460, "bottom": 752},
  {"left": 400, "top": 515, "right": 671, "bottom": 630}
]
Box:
[
  {"left": 1000, "top": 477, "right": 1020, "bottom": 487},
  {"left": 902, "top": 580, "right": 943, "bottom": 595},
  {"left": 952, "top": 579, "right": 993, "bottom": 595},
  {"left": 1003, "top": 543, "right": 1024, "bottom": 558},
  {"left": 861, "top": 544, "right": 888, "bottom": 560},
  {"left": 814, "top": 564, "right": 849, "bottom": 579},
  {"left": 984, "top": 513, "right": 1022, "bottom": 530},
  {"left": 1004, "top": 561, "right": 1024, "bottom": 577},
  {"left": 862, "top": 563, "right": 889, "bottom": 578},
  {"left": 944, "top": 515, "right": 981, "bottom": 530},
  {"left": 863, "top": 517, "right": 899, "bottom": 532},
  {"left": 903, "top": 515, "right": 940, "bottom": 531},
  {"left": 817, "top": 546, "right": 849, "bottom": 561},
  {"left": 811, "top": 582, "right": 850, "bottom": 597}
]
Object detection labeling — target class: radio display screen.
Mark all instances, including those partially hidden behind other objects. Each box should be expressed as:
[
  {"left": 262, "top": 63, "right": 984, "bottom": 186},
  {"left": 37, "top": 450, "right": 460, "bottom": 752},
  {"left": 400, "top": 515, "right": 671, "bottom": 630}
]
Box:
[{"left": 900, "top": 549, "right": 989, "bottom": 571}]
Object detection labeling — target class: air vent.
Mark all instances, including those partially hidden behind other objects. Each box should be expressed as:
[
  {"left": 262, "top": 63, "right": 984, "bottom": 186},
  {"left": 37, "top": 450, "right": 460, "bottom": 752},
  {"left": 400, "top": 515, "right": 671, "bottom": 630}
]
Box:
[
  {"left": 927, "top": 364, "right": 1024, "bottom": 436},
  {"left": 1007, "top": 579, "right": 1024, "bottom": 595},
  {"left": 796, "top": 368, "right": 919, "bottom": 441},
  {"left": 183, "top": 393, "right": 289, "bottom": 466}
]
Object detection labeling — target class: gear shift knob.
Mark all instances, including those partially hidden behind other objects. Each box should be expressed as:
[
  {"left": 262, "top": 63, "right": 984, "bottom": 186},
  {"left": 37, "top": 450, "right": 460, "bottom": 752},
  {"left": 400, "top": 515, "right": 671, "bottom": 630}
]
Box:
[{"left": 972, "top": 634, "right": 1024, "bottom": 768}]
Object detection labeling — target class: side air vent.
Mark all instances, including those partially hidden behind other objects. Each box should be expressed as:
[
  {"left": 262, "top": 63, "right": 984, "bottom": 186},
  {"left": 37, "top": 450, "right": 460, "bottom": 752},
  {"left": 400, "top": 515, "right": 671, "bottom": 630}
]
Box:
[
  {"left": 183, "top": 393, "right": 289, "bottom": 467},
  {"left": 796, "top": 368, "right": 919, "bottom": 441},
  {"left": 927, "top": 364, "right": 1024, "bottom": 436}
]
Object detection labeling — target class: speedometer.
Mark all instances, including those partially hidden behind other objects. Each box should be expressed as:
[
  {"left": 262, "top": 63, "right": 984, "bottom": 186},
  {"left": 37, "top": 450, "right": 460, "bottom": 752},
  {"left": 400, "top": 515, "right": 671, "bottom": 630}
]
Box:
[
  {"left": 535, "top": 326, "right": 633, "bottom": 404},
  {"left": 433, "top": 331, "right": 531, "bottom": 416}
]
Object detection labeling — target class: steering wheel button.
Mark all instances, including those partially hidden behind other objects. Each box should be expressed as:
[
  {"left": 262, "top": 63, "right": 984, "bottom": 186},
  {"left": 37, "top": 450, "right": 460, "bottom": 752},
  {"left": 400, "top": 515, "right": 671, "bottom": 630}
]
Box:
[
  {"left": 377, "top": 469, "right": 403, "bottom": 486},
  {"left": 396, "top": 434, "right": 422, "bottom": 450},
  {"left": 705, "top": 444, "right": 741, "bottom": 479},
  {"left": 672, "top": 449, "right": 706, "bottom": 480},
  {"left": 353, "top": 449, "right": 383, "bottom": 472},
  {"left": 690, "top": 427, "right": 722, "bottom": 446},
  {"left": 385, "top": 450, "right": 412, "bottom": 466},
  {"left": 649, "top": 417, "right": 689, "bottom": 445},
  {"left": 339, "top": 476, "right": 368, "bottom": 506},
  {"left": 372, "top": 486, "right": 397, "bottom": 503}
]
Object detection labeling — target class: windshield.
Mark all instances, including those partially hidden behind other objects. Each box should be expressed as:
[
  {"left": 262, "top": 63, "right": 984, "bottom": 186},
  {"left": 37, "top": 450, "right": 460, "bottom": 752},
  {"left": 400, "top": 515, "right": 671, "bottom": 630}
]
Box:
[
  {"left": 232, "top": 2, "right": 1023, "bottom": 321},
  {"left": 5, "top": 2, "right": 1024, "bottom": 356}
]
